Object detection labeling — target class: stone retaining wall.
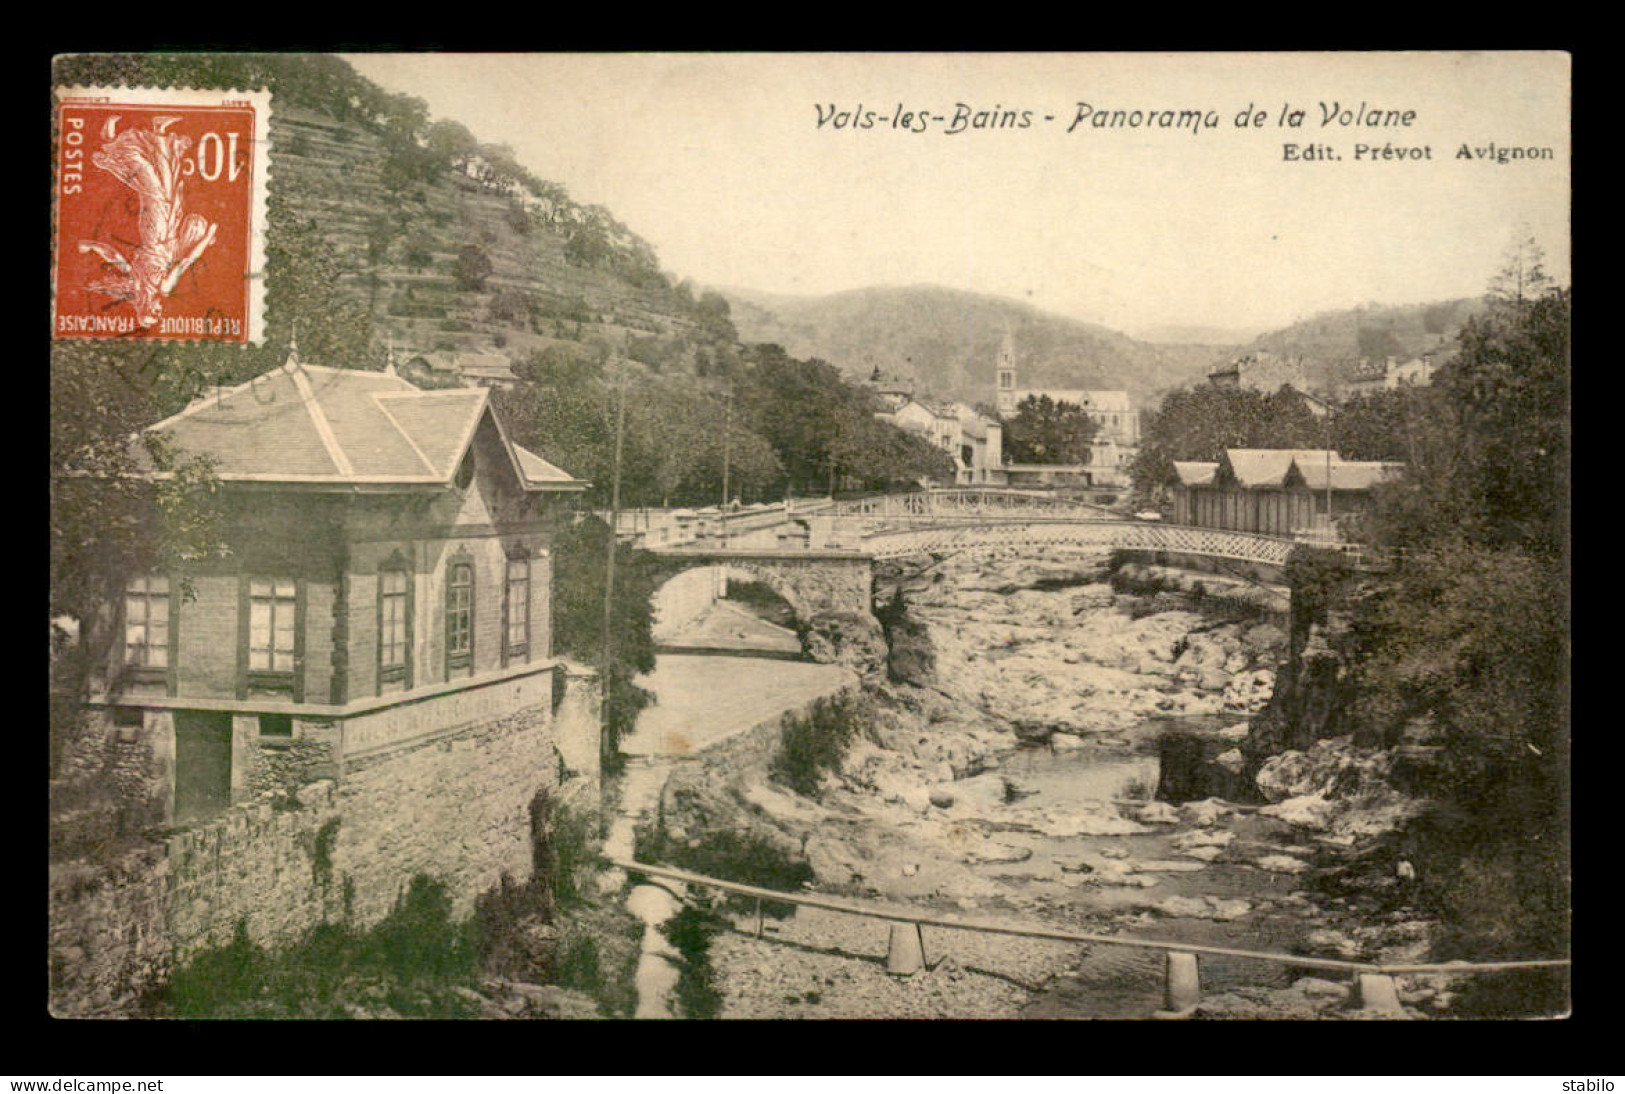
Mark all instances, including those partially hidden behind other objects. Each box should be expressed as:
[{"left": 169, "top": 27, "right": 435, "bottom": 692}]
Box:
[{"left": 48, "top": 686, "right": 592, "bottom": 1016}]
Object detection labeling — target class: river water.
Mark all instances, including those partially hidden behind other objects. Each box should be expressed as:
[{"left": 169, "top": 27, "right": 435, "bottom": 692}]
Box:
[
  {"left": 970, "top": 727, "right": 1324, "bottom": 1018},
  {"left": 733, "top": 714, "right": 1332, "bottom": 1019},
  {"left": 626, "top": 571, "right": 1368, "bottom": 1018}
]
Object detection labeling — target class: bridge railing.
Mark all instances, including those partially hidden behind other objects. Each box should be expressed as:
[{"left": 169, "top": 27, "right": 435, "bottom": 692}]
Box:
[
  {"left": 608, "top": 856, "right": 1569, "bottom": 1017},
  {"left": 828, "top": 488, "right": 1119, "bottom": 521},
  {"left": 860, "top": 520, "right": 1298, "bottom": 567}
]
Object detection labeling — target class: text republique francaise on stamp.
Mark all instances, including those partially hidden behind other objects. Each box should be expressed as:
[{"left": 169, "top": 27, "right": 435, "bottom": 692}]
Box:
[{"left": 53, "top": 86, "right": 270, "bottom": 345}]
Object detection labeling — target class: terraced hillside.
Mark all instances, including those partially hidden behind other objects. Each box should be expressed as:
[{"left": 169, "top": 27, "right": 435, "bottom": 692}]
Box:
[{"left": 270, "top": 102, "right": 720, "bottom": 367}]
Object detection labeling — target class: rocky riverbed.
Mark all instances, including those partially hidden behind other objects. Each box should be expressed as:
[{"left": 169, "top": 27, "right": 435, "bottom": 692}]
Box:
[{"left": 653, "top": 547, "right": 1450, "bottom": 1019}]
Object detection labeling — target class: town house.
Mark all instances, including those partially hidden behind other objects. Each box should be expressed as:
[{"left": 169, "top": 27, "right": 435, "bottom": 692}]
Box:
[{"left": 75, "top": 349, "right": 591, "bottom": 826}]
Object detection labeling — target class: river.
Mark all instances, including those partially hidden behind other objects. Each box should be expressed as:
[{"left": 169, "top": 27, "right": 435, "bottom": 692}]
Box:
[{"left": 623, "top": 548, "right": 1438, "bottom": 1019}]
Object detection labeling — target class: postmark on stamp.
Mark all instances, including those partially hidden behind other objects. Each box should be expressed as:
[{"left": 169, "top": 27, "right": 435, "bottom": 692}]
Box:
[{"left": 52, "top": 86, "right": 270, "bottom": 344}]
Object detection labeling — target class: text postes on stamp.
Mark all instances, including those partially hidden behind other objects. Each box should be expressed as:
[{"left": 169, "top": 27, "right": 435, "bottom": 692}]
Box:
[{"left": 53, "top": 86, "right": 270, "bottom": 344}]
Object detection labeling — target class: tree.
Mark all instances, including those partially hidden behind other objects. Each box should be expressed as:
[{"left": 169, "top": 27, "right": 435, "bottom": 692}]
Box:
[
  {"left": 693, "top": 291, "right": 737, "bottom": 342},
  {"left": 1130, "top": 384, "right": 1325, "bottom": 498},
  {"left": 549, "top": 517, "right": 658, "bottom": 758},
  {"left": 1337, "top": 273, "right": 1570, "bottom": 967},
  {"left": 1001, "top": 395, "right": 1098, "bottom": 465},
  {"left": 1367, "top": 288, "right": 1569, "bottom": 556},
  {"left": 1486, "top": 225, "right": 1554, "bottom": 311},
  {"left": 454, "top": 244, "right": 493, "bottom": 293}
]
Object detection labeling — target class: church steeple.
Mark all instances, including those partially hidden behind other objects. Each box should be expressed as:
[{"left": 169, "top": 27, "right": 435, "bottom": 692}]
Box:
[{"left": 995, "top": 328, "right": 1018, "bottom": 413}]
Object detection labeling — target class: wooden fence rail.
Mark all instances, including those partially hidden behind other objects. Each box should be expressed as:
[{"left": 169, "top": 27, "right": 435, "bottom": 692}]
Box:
[{"left": 606, "top": 857, "right": 1569, "bottom": 980}]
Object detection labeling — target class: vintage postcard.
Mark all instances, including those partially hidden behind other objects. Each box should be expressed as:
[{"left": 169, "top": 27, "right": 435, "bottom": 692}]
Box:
[{"left": 47, "top": 51, "right": 1570, "bottom": 1026}]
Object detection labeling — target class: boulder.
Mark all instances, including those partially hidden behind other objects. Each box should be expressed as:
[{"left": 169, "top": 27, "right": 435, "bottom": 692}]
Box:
[
  {"left": 1178, "top": 798, "right": 1231, "bottom": 826},
  {"left": 962, "top": 842, "right": 1033, "bottom": 866},
  {"left": 1171, "top": 828, "right": 1235, "bottom": 851},
  {"left": 1305, "top": 928, "right": 1364, "bottom": 960},
  {"left": 1255, "top": 853, "right": 1310, "bottom": 874},
  {"left": 1259, "top": 794, "right": 1337, "bottom": 830},
  {"left": 928, "top": 787, "right": 956, "bottom": 809},
  {"left": 1134, "top": 801, "right": 1181, "bottom": 825},
  {"left": 802, "top": 610, "right": 888, "bottom": 678},
  {"left": 1154, "top": 895, "right": 1253, "bottom": 920},
  {"left": 1222, "top": 669, "right": 1276, "bottom": 711},
  {"left": 1293, "top": 977, "right": 1351, "bottom": 1000},
  {"left": 1070, "top": 583, "right": 1117, "bottom": 611},
  {"left": 1242, "top": 622, "right": 1288, "bottom": 656}
]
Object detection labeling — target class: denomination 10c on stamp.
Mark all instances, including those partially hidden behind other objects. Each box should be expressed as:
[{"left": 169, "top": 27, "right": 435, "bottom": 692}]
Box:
[{"left": 53, "top": 86, "right": 270, "bottom": 344}]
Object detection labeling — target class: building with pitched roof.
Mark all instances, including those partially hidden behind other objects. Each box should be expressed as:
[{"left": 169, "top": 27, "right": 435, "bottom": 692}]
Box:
[
  {"left": 78, "top": 347, "right": 591, "bottom": 827},
  {"left": 1165, "top": 448, "right": 1404, "bottom": 539},
  {"left": 875, "top": 397, "right": 1005, "bottom": 485},
  {"left": 863, "top": 365, "right": 915, "bottom": 413},
  {"left": 990, "top": 331, "right": 1138, "bottom": 485},
  {"left": 1207, "top": 350, "right": 1314, "bottom": 395},
  {"left": 406, "top": 349, "right": 518, "bottom": 389}
]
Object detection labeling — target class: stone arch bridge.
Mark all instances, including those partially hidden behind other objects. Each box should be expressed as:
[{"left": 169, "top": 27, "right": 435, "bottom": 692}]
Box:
[
  {"left": 647, "top": 521, "right": 1294, "bottom": 625},
  {"left": 648, "top": 546, "right": 875, "bottom": 628}
]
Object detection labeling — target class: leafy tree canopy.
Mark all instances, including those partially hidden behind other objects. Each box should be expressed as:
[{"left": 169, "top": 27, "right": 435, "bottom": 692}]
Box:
[{"left": 1002, "top": 395, "right": 1098, "bottom": 465}]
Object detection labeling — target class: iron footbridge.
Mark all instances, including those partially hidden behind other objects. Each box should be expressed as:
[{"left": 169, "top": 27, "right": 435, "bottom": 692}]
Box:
[{"left": 855, "top": 519, "right": 1298, "bottom": 566}]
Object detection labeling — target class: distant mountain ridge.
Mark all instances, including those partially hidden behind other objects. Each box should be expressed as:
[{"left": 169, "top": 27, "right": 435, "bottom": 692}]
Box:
[
  {"left": 1229, "top": 297, "right": 1488, "bottom": 391},
  {"left": 721, "top": 284, "right": 1225, "bottom": 411}
]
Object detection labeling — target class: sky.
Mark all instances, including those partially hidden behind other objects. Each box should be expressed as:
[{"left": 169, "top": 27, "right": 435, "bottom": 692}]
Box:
[{"left": 344, "top": 51, "right": 1570, "bottom": 338}]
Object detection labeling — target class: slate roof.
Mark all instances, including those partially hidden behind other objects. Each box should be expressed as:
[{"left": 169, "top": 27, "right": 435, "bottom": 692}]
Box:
[
  {"left": 1171, "top": 460, "right": 1219, "bottom": 486},
  {"left": 1222, "top": 449, "right": 1341, "bottom": 488},
  {"left": 1293, "top": 460, "right": 1406, "bottom": 492},
  {"left": 139, "top": 358, "right": 586, "bottom": 492}
]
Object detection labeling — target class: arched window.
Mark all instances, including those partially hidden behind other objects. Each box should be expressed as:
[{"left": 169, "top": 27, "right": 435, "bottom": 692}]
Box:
[
  {"left": 377, "top": 556, "right": 412, "bottom": 690},
  {"left": 446, "top": 560, "right": 474, "bottom": 674},
  {"left": 504, "top": 552, "right": 530, "bottom": 665}
]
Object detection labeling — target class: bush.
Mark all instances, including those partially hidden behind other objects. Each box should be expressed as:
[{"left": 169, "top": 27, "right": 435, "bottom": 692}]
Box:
[
  {"left": 663, "top": 906, "right": 728, "bottom": 1018},
  {"left": 647, "top": 826, "right": 812, "bottom": 920},
  {"left": 528, "top": 789, "right": 597, "bottom": 909},
  {"left": 771, "top": 690, "right": 867, "bottom": 797},
  {"left": 365, "top": 875, "right": 475, "bottom": 982},
  {"left": 165, "top": 920, "right": 268, "bottom": 1016}
]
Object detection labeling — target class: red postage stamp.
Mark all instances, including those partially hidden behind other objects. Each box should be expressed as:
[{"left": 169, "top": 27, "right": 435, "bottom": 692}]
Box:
[{"left": 52, "top": 86, "right": 270, "bottom": 344}]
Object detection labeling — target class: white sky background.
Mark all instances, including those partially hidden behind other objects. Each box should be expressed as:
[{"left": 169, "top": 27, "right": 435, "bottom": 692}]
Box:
[{"left": 344, "top": 51, "right": 1570, "bottom": 338}]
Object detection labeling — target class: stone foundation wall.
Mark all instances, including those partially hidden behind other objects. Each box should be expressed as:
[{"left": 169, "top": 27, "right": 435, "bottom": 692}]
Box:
[
  {"left": 338, "top": 703, "right": 559, "bottom": 927},
  {"left": 48, "top": 848, "right": 170, "bottom": 1017},
  {"left": 164, "top": 781, "right": 347, "bottom": 959},
  {"left": 49, "top": 686, "right": 582, "bottom": 1016}
]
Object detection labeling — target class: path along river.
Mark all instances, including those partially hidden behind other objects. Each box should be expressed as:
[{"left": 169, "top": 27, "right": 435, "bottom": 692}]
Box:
[{"left": 602, "top": 629, "right": 855, "bottom": 1018}]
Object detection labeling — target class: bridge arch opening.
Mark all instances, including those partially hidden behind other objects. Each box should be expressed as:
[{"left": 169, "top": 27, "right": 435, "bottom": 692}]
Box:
[{"left": 651, "top": 563, "right": 808, "bottom": 655}]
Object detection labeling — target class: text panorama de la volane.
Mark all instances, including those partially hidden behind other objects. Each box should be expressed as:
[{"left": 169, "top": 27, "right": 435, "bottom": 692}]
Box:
[{"left": 813, "top": 101, "right": 1416, "bottom": 136}]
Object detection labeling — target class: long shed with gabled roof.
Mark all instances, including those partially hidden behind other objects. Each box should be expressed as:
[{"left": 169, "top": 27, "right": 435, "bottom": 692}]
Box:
[{"left": 1166, "top": 448, "right": 1403, "bottom": 538}]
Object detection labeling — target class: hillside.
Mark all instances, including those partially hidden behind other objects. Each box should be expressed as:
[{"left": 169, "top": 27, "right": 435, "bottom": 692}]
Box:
[
  {"left": 1238, "top": 297, "right": 1487, "bottom": 388},
  {"left": 723, "top": 285, "right": 1224, "bottom": 411},
  {"left": 50, "top": 54, "right": 959, "bottom": 508},
  {"left": 272, "top": 103, "right": 724, "bottom": 365}
]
